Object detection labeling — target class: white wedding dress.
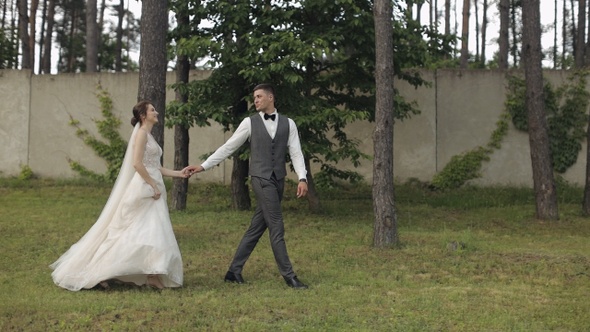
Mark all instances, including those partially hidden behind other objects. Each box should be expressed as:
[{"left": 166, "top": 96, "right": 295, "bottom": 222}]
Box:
[{"left": 50, "top": 124, "right": 183, "bottom": 291}]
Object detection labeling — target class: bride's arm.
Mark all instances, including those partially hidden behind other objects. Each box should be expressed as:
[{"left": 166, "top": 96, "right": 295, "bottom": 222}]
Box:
[
  {"left": 133, "top": 130, "right": 160, "bottom": 198},
  {"left": 159, "top": 167, "right": 189, "bottom": 178}
]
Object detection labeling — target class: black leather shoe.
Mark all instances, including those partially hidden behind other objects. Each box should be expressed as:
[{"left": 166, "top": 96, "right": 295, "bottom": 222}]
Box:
[
  {"left": 284, "top": 276, "right": 308, "bottom": 289},
  {"left": 224, "top": 271, "right": 245, "bottom": 284}
]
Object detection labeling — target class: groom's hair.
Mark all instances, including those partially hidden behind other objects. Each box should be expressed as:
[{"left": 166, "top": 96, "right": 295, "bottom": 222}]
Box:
[{"left": 253, "top": 83, "right": 275, "bottom": 100}]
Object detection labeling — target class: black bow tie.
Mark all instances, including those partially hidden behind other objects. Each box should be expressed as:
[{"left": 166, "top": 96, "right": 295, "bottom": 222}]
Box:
[{"left": 264, "top": 113, "right": 276, "bottom": 121}]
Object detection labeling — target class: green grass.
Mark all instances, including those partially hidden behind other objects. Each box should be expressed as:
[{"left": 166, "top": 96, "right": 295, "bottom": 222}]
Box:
[{"left": 1, "top": 178, "right": 589, "bottom": 331}]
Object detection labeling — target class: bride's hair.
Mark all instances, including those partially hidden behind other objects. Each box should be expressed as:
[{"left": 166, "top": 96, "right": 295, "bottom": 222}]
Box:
[{"left": 131, "top": 100, "right": 153, "bottom": 126}]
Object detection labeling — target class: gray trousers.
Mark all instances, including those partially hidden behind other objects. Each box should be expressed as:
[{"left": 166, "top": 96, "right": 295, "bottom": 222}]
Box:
[{"left": 228, "top": 174, "right": 295, "bottom": 279}]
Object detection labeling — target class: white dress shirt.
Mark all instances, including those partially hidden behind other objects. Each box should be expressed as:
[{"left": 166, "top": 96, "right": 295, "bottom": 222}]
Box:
[{"left": 201, "top": 111, "right": 307, "bottom": 180}]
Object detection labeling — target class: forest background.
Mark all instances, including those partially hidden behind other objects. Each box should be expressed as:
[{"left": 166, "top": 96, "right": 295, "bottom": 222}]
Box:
[
  {"left": 0, "top": 0, "right": 581, "bottom": 74},
  {"left": 3, "top": 0, "right": 590, "bottom": 237}
]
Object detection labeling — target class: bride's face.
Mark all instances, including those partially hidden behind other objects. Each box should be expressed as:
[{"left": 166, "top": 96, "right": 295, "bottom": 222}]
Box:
[{"left": 145, "top": 105, "right": 159, "bottom": 124}]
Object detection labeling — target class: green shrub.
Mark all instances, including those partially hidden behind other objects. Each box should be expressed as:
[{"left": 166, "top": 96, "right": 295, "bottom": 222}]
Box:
[
  {"left": 67, "top": 85, "right": 127, "bottom": 183},
  {"left": 18, "top": 165, "right": 34, "bottom": 181}
]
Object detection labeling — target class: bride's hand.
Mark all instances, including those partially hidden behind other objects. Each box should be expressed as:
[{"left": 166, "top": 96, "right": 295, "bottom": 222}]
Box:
[{"left": 152, "top": 186, "right": 161, "bottom": 200}]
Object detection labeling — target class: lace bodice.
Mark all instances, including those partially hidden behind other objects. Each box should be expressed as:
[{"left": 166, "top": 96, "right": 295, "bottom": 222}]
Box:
[{"left": 143, "top": 133, "right": 162, "bottom": 170}]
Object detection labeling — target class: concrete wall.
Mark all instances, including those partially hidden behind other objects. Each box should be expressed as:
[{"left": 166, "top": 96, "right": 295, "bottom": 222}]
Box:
[
  {"left": 1, "top": 70, "right": 31, "bottom": 176},
  {"left": 0, "top": 69, "right": 586, "bottom": 187}
]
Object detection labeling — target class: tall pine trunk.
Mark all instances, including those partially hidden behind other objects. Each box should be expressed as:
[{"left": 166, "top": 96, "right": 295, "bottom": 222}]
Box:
[
  {"left": 562, "top": 0, "right": 567, "bottom": 68},
  {"left": 170, "top": 2, "right": 190, "bottom": 211},
  {"left": 553, "top": 0, "right": 558, "bottom": 68},
  {"left": 510, "top": 0, "right": 518, "bottom": 66},
  {"left": 444, "top": 0, "right": 451, "bottom": 60},
  {"left": 575, "top": 0, "right": 586, "bottom": 68},
  {"left": 86, "top": 0, "right": 98, "bottom": 72},
  {"left": 41, "top": 0, "right": 55, "bottom": 74},
  {"left": 498, "top": 0, "right": 509, "bottom": 69},
  {"left": 17, "top": 0, "right": 30, "bottom": 70},
  {"left": 460, "top": 0, "right": 470, "bottom": 68},
  {"left": 481, "top": 0, "right": 488, "bottom": 66},
  {"left": 444, "top": 0, "right": 451, "bottom": 35},
  {"left": 138, "top": 0, "right": 168, "bottom": 149},
  {"left": 373, "top": 0, "right": 398, "bottom": 247},
  {"left": 38, "top": 0, "right": 46, "bottom": 72},
  {"left": 522, "top": 0, "right": 559, "bottom": 220},
  {"left": 583, "top": 116, "right": 590, "bottom": 214},
  {"left": 29, "top": 0, "right": 38, "bottom": 72},
  {"left": 115, "top": 0, "right": 124, "bottom": 72},
  {"left": 474, "top": 0, "right": 479, "bottom": 62}
]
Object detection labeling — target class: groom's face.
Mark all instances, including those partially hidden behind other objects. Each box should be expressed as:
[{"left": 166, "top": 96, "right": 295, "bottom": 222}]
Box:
[{"left": 253, "top": 89, "right": 274, "bottom": 113}]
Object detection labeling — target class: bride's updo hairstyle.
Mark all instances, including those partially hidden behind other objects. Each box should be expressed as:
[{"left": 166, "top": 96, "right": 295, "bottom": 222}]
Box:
[{"left": 131, "top": 100, "right": 152, "bottom": 126}]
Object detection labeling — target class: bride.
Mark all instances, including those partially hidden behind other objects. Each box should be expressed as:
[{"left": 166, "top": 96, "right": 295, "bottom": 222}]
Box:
[{"left": 50, "top": 101, "right": 189, "bottom": 291}]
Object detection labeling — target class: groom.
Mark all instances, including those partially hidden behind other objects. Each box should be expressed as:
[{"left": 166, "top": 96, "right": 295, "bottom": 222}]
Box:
[{"left": 185, "top": 83, "right": 309, "bottom": 289}]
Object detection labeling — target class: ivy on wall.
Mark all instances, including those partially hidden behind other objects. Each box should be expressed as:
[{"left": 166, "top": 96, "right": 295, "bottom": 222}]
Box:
[
  {"left": 431, "top": 70, "right": 589, "bottom": 190},
  {"left": 67, "top": 85, "right": 127, "bottom": 182},
  {"left": 430, "top": 110, "right": 510, "bottom": 190},
  {"left": 506, "top": 71, "right": 589, "bottom": 173}
]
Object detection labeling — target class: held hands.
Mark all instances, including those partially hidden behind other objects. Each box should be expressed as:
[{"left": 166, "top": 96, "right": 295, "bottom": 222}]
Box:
[{"left": 182, "top": 165, "right": 204, "bottom": 177}]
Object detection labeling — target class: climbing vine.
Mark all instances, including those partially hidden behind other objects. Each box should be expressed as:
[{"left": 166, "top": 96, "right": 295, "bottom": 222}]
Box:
[
  {"left": 68, "top": 85, "right": 127, "bottom": 182},
  {"left": 432, "top": 70, "right": 590, "bottom": 190},
  {"left": 506, "top": 71, "right": 589, "bottom": 173},
  {"left": 430, "top": 110, "right": 510, "bottom": 190}
]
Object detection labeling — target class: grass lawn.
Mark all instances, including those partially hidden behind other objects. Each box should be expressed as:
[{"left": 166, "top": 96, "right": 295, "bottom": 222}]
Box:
[{"left": 0, "top": 178, "right": 589, "bottom": 331}]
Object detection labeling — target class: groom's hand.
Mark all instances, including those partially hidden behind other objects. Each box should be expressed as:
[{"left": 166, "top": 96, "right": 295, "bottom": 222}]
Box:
[
  {"left": 297, "top": 181, "right": 308, "bottom": 198},
  {"left": 183, "top": 165, "right": 204, "bottom": 176}
]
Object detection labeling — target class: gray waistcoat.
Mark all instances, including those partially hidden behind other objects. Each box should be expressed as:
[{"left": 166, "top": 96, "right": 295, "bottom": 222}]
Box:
[{"left": 249, "top": 114, "right": 289, "bottom": 180}]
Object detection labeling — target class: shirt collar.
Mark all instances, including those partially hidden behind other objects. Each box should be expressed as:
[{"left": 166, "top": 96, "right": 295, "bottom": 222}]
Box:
[{"left": 259, "top": 109, "right": 278, "bottom": 117}]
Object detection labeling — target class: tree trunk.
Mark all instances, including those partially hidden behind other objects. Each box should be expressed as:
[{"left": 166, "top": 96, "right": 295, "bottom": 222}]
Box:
[
  {"left": 553, "top": 0, "right": 558, "bottom": 68},
  {"left": 582, "top": 116, "right": 590, "bottom": 214},
  {"left": 1, "top": 0, "right": 6, "bottom": 31},
  {"left": 416, "top": 2, "right": 423, "bottom": 23},
  {"left": 38, "top": 0, "right": 46, "bottom": 73},
  {"left": 428, "top": 1, "right": 436, "bottom": 30},
  {"left": 41, "top": 0, "right": 55, "bottom": 74},
  {"left": 86, "top": 0, "right": 98, "bottom": 72},
  {"left": 434, "top": 0, "right": 439, "bottom": 30},
  {"left": 17, "top": 0, "right": 31, "bottom": 70},
  {"left": 498, "top": 0, "right": 509, "bottom": 69},
  {"left": 372, "top": 0, "right": 398, "bottom": 247},
  {"left": 171, "top": 3, "right": 191, "bottom": 211},
  {"left": 481, "top": 0, "right": 488, "bottom": 66},
  {"left": 510, "top": 0, "right": 518, "bottom": 66},
  {"left": 229, "top": 97, "right": 252, "bottom": 211},
  {"left": 138, "top": 0, "right": 168, "bottom": 151},
  {"left": 586, "top": 0, "right": 590, "bottom": 66},
  {"left": 460, "top": 0, "right": 470, "bottom": 68},
  {"left": 29, "top": 0, "right": 38, "bottom": 72},
  {"left": 562, "top": 0, "right": 567, "bottom": 68},
  {"left": 304, "top": 158, "right": 321, "bottom": 213},
  {"left": 115, "top": 0, "right": 124, "bottom": 72},
  {"left": 474, "top": 0, "right": 479, "bottom": 62},
  {"left": 445, "top": 0, "right": 451, "bottom": 35},
  {"left": 444, "top": 0, "right": 451, "bottom": 59},
  {"left": 231, "top": 156, "right": 251, "bottom": 210},
  {"left": 66, "top": 7, "right": 78, "bottom": 72},
  {"left": 576, "top": 0, "right": 586, "bottom": 68},
  {"left": 571, "top": 0, "right": 577, "bottom": 57},
  {"left": 171, "top": 123, "right": 190, "bottom": 210},
  {"left": 521, "top": 0, "right": 559, "bottom": 220}
]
